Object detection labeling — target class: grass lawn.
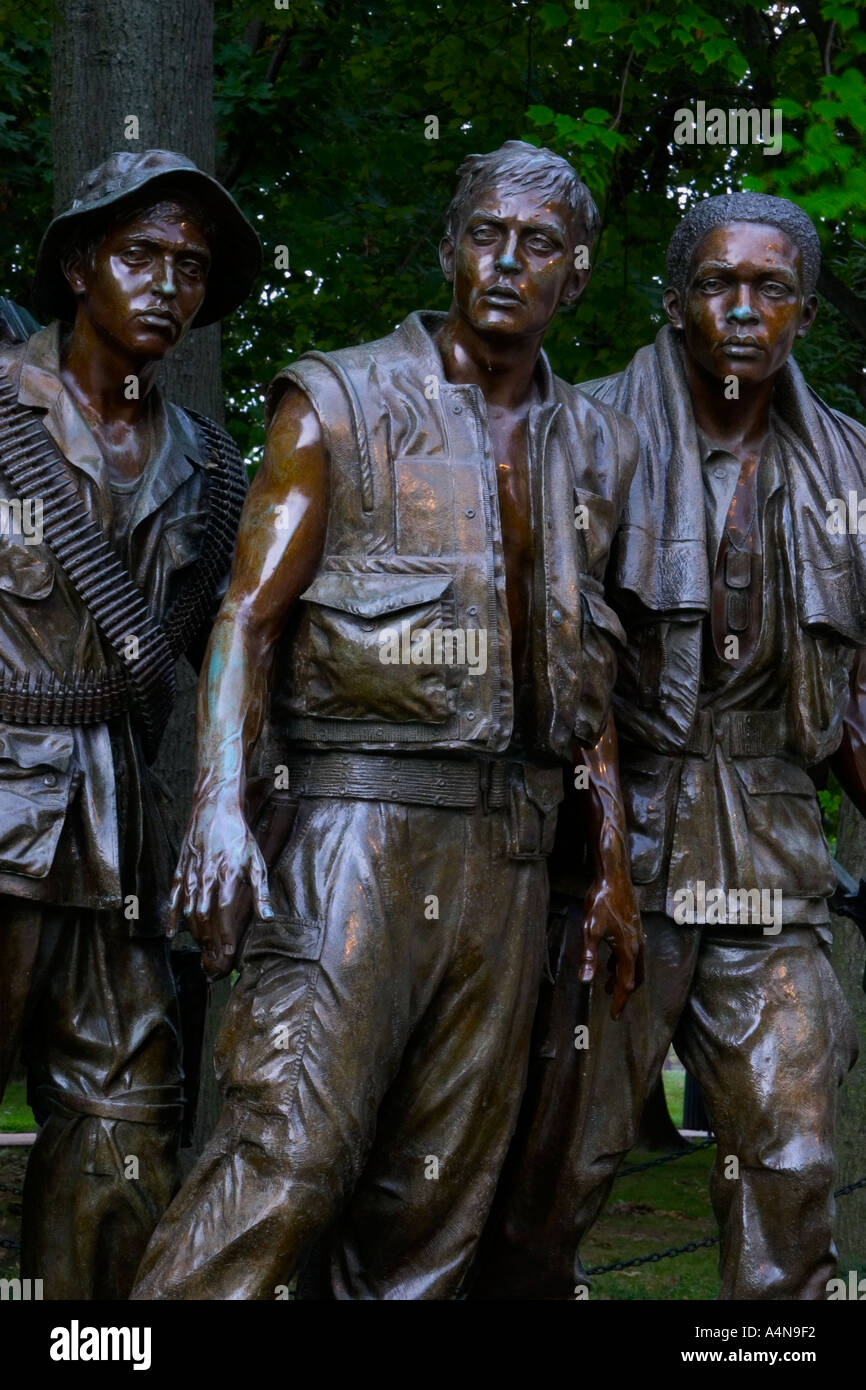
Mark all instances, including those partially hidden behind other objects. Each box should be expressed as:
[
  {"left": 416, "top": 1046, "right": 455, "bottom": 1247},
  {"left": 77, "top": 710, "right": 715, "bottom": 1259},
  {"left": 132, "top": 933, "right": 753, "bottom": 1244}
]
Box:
[
  {"left": 581, "top": 1142, "right": 721, "bottom": 1300},
  {"left": 662, "top": 1065, "right": 685, "bottom": 1128},
  {"left": 0, "top": 1082, "right": 35, "bottom": 1134}
]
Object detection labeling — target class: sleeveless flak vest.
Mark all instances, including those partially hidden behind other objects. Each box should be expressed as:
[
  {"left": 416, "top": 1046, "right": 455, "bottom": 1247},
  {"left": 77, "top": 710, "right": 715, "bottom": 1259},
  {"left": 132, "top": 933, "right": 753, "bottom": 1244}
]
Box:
[{"left": 268, "top": 311, "right": 636, "bottom": 761}]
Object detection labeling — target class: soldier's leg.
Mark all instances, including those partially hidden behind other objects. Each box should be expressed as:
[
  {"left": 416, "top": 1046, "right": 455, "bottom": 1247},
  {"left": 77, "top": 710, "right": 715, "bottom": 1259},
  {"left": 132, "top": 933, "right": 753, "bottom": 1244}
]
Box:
[
  {"left": 472, "top": 909, "right": 700, "bottom": 1299},
  {"left": 20, "top": 907, "right": 183, "bottom": 1300},
  {"left": 675, "top": 925, "right": 859, "bottom": 1300},
  {"left": 0, "top": 898, "right": 41, "bottom": 1102},
  {"left": 132, "top": 797, "right": 463, "bottom": 1301},
  {"left": 330, "top": 803, "right": 549, "bottom": 1300}
]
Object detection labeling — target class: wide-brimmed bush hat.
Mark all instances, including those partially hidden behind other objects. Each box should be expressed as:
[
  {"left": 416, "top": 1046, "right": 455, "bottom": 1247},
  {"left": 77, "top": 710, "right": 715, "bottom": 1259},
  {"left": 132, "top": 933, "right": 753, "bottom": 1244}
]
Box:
[{"left": 33, "top": 148, "right": 262, "bottom": 327}]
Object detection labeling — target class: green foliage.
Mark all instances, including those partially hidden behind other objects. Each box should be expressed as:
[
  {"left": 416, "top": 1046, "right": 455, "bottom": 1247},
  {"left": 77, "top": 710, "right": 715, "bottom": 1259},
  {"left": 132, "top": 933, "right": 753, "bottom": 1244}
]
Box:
[
  {"left": 0, "top": 0, "right": 864, "bottom": 461},
  {"left": 819, "top": 768, "right": 844, "bottom": 856}
]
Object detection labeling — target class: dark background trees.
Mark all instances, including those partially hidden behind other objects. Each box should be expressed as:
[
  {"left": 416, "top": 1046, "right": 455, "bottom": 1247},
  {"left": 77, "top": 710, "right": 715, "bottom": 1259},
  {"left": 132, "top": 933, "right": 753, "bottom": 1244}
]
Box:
[{"left": 2, "top": 0, "right": 865, "bottom": 461}]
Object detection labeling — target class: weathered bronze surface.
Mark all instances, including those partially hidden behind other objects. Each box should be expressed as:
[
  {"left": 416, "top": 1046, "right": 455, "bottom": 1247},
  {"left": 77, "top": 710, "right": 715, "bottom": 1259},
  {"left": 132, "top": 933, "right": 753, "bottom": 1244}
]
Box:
[
  {"left": 473, "top": 194, "right": 865, "bottom": 1301},
  {"left": 0, "top": 149, "right": 259, "bottom": 1299},
  {"left": 131, "top": 141, "right": 642, "bottom": 1300}
]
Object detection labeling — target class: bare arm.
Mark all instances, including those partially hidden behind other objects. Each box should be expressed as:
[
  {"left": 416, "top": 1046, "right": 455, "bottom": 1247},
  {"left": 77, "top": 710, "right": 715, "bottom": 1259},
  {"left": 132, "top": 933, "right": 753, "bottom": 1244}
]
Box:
[
  {"left": 578, "top": 715, "right": 644, "bottom": 1019},
  {"left": 167, "top": 384, "right": 328, "bottom": 974}
]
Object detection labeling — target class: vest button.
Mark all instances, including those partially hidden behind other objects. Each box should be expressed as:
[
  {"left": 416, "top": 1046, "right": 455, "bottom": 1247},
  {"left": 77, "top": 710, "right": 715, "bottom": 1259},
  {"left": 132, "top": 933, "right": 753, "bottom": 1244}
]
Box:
[
  {"left": 713, "top": 467, "right": 726, "bottom": 479},
  {"left": 452, "top": 404, "right": 463, "bottom": 414},
  {"left": 465, "top": 508, "right": 475, "bottom": 518},
  {"left": 43, "top": 773, "right": 57, "bottom": 787},
  {"left": 466, "top": 605, "right": 478, "bottom": 616},
  {"left": 552, "top": 609, "right": 563, "bottom": 624},
  {"left": 466, "top": 711, "right": 475, "bottom": 720}
]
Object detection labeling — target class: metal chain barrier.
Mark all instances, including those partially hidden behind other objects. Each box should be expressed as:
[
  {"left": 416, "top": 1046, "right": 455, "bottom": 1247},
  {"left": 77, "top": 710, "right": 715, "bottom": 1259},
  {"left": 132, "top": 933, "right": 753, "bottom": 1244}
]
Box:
[
  {"left": 617, "top": 1136, "right": 716, "bottom": 1177},
  {"left": 586, "top": 1158, "right": 866, "bottom": 1277},
  {"left": 1, "top": 1158, "right": 864, "bottom": 1270}
]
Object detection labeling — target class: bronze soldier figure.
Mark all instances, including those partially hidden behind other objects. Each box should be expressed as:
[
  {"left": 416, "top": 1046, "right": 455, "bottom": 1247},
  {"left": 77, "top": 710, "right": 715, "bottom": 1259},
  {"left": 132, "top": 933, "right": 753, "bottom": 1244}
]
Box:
[
  {"left": 473, "top": 192, "right": 864, "bottom": 1301},
  {"left": 0, "top": 149, "right": 260, "bottom": 1299},
  {"left": 132, "top": 140, "right": 642, "bottom": 1301}
]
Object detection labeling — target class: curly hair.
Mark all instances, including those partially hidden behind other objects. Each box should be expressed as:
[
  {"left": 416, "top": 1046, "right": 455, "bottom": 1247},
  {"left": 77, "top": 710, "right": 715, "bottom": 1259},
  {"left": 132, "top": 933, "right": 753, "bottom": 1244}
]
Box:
[{"left": 666, "top": 192, "right": 821, "bottom": 297}]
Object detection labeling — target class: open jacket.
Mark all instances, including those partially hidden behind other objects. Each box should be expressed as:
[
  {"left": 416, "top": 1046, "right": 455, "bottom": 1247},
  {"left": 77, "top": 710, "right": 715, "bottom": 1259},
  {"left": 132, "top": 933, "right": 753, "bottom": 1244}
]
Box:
[{"left": 0, "top": 323, "right": 238, "bottom": 922}]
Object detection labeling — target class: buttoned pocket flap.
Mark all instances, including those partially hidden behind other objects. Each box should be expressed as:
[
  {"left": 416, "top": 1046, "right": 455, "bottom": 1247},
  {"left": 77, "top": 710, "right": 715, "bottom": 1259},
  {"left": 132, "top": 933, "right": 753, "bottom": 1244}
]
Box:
[
  {"left": 734, "top": 758, "right": 816, "bottom": 798},
  {"left": 0, "top": 723, "right": 76, "bottom": 876},
  {"left": 0, "top": 544, "right": 54, "bottom": 600},
  {"left": 244, "top": 917, "right": 326, "bottom": 964},
  {"left": 300, "top": 570, "right": 452, "bottom": 618},
  {"left": 163, "top": 516, "right": 206, "bottom": 570},
  {"left": 581, "top": 585, "right": 627, "bottom": 647}
]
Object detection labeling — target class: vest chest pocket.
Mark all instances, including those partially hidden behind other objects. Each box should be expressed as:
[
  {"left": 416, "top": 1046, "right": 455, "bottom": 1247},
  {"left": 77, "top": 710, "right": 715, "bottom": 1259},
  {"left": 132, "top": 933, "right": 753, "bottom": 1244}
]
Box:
[{"left": 286, "top": 568, "right": 458, "bottom": 724}]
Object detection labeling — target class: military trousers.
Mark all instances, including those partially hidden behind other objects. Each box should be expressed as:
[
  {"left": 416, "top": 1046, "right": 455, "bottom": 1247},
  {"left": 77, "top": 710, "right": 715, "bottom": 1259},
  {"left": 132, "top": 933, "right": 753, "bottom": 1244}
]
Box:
[
  {"left": 472, "top": 906, "right": 859, "bottom": 1300},
  {"left": 133, "top": 791, "right": 550, "bottom": 1300},
  {"left": 0, "top": 899, "right": 184, "bottom": 1299}
]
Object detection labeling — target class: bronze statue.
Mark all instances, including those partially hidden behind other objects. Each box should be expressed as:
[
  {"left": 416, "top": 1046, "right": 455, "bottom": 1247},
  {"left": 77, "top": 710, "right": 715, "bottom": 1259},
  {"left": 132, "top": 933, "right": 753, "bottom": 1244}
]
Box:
[
  {"left": 0, "top": 149, "right": 260, "bottom": 1299},
  {"left": 473, "top": 192, "right": 864, "bottom": 1301},
  {"left": 131, "top": 140, "right": 642, "bottom": 1301}
]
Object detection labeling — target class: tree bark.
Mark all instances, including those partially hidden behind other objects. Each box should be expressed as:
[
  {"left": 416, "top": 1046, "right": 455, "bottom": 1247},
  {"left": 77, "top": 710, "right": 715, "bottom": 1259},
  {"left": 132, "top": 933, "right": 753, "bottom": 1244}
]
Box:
[
  {"left": 50, "top": 0, "right": 229, "bottom": 1152},
  {"left": 831, "top": 796, "right": 866, "bottom": 1273},
  {"left": 50, "top": 0, "right": 222, "bottom": 419}
]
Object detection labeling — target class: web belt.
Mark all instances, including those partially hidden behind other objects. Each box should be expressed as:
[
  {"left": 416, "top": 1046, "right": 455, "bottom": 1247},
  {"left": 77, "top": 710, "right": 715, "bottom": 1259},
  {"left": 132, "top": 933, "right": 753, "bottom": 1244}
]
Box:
[{"left": 282, "top": 750, "right": 511, "bottom": 810}]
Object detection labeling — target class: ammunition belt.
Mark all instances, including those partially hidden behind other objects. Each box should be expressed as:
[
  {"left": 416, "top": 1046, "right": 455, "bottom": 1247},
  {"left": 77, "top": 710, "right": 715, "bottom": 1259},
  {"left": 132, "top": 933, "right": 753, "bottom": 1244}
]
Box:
[
  {"left": 162, "top": 408, "right": 247, "bottom": 658},
  {"left": 0, "top": 371, "right": 246, "bottom": 758},
  {"left": 0, "top": 666, "right": 129, "bottom": 725}
]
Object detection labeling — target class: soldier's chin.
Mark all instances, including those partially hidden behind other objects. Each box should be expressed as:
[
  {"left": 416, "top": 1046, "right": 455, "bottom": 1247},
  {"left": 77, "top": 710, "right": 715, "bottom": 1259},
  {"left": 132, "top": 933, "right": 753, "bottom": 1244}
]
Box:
[
  {"left": 471, "top": 305, "right": 529, "bottom": 335},
  {"left": 129, "top": 320, "right": 182, "bottom": 356}
]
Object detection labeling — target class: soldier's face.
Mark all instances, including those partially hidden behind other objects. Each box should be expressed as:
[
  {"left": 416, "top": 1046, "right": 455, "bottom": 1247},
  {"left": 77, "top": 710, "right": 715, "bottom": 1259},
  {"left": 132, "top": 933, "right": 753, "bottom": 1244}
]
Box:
[
  {"left": 664, "top": 222, "right": 817, "bottom": 386},
  {"left": 65, "top": 204, "right": 211, "bottom": 361},
  {"left": 441, "top": 184, "right": 587, "bottom": 340}
]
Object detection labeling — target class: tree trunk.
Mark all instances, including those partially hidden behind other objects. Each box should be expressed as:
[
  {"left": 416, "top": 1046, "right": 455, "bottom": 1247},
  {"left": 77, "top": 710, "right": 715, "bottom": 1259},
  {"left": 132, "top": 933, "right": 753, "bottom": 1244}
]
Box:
[
  {"left": 50, "top": 0, "right": 222, "bottom": 419},
  {"left": 51, "top": 0, "right": 229, "bottom": 1153},
  {"left": 832, "top": 796, "right": 866, "bottom": 1274}
]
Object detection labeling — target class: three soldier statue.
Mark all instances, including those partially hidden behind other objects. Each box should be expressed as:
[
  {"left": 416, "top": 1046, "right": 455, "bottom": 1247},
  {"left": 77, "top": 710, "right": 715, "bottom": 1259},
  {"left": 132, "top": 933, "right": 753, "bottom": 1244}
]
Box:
[{"left": 0, "top": 137, "right": 862, "bottom": 1302}]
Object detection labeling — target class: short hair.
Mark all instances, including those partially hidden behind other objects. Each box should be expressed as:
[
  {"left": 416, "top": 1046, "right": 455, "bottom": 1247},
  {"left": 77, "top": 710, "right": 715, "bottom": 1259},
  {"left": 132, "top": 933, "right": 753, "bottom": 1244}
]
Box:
[
  {"left": 444, "top": 139, "right": 600, "bottom": 249},
  {"left": 666, "top": 192, "right": 821, "bottom": 298},
  {"left": 60, "top": 183, "right": 217, "bottom": 279}
]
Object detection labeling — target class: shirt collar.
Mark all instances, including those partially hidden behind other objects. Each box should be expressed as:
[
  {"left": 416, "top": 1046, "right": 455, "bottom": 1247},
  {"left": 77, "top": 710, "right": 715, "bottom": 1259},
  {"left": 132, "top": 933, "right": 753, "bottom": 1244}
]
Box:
[{"left": 16, "top": 321, "right": 205, "bottom": 509}]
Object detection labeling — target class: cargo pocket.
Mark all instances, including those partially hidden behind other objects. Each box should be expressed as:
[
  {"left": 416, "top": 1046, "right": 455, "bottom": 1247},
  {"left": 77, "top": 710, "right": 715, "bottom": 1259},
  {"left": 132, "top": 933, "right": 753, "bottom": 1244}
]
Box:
[
  {"left": 507, "top": 764, "right": 564, "bottom": 860},
  {"left": 733, "top": 757, "right": 835, "bottom": 900},
  {"left": 220, "top": 917, "right": 326, "bottom": 1102},
  {"left": 0, "top": 722, "right": 76, "bottom": 876},
  {"left": 287, "top": 567, "right": 457, "bottom": 723},
  {"left": 621, "top": 751, "right": 680, "bottom": 884}
]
